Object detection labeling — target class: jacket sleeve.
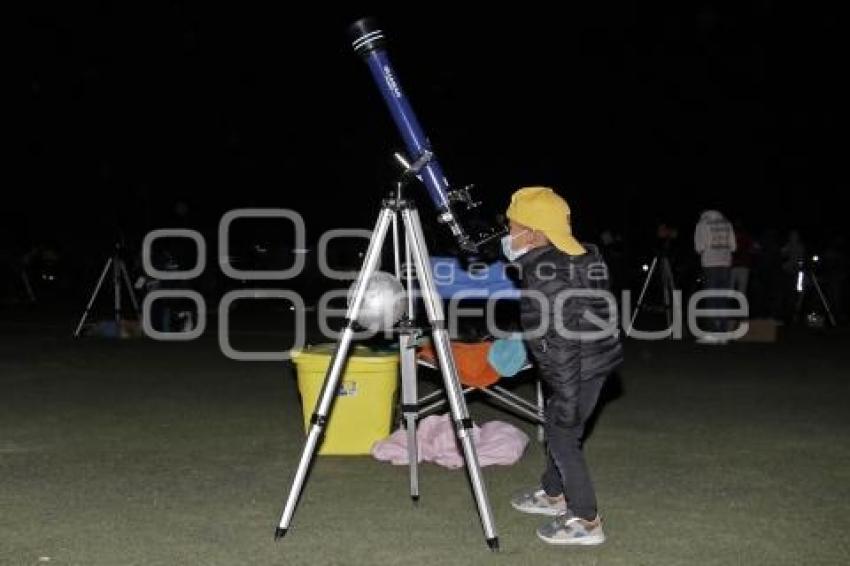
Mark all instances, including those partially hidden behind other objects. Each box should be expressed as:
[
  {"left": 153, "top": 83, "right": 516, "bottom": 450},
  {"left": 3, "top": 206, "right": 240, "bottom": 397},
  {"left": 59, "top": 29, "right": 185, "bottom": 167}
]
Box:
[
  {"left": 530, "top": 273, "right": 583, "bottom": 428},
  {"left": 539, "top": 327, "right": 582, "bottom": 427},
  {"left": 694, "top": 221, "right": 706, "bottom": 253}
]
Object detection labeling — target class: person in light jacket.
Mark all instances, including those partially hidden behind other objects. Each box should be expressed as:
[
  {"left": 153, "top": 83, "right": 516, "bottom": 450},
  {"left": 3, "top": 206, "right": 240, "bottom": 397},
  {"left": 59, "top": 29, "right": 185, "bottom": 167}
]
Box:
[{"left": 694, "top": 209, "right": 737, "bottom": 342}]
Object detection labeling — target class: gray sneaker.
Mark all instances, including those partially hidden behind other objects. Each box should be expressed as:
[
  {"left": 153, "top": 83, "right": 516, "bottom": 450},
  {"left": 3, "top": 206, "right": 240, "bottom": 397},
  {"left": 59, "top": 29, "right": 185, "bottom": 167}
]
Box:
[
  {"left": 510, "top": 487, "right": 567, "bottom": 516},
  {"left": 536, "top": 513, "right": 605, "bottom": 545}
]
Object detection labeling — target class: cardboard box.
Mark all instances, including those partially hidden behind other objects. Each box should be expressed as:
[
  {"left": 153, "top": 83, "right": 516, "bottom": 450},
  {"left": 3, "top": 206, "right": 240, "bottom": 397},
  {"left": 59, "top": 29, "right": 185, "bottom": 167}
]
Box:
[{"left": 738, "top": 319, "right": 778, "bottom": 343}]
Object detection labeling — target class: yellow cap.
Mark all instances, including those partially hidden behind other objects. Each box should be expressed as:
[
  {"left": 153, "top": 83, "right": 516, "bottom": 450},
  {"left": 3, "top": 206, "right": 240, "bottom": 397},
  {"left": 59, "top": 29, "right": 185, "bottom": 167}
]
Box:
[{"left": 506, "top": 186, "right": 586, "bottom": 255}]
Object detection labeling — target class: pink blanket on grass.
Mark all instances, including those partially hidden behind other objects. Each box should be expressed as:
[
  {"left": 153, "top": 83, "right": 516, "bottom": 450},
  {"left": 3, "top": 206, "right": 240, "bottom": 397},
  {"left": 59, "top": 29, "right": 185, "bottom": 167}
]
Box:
[{"left": 371, "top": 414, "right": 529, "bottom": 469}]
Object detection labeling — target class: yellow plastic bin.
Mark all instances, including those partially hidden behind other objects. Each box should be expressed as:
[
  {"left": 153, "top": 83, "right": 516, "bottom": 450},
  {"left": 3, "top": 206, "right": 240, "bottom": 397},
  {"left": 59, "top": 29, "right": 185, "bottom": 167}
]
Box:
[{"left": 291, "top": 344, "right": 399, "bottom": 455}]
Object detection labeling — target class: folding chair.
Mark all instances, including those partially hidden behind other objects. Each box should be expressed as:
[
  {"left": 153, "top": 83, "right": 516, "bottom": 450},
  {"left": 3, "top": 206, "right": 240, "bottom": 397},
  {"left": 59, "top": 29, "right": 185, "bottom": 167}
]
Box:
[{"left": 412, "top": 256, "right": 545, "bottom": 441}]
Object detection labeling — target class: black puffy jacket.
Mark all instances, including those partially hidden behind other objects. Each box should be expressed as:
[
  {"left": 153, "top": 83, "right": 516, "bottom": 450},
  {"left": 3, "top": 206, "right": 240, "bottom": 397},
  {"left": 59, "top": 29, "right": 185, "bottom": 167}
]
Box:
[{"left": 516, "top": 244, "right": 623, "bottom": 427}]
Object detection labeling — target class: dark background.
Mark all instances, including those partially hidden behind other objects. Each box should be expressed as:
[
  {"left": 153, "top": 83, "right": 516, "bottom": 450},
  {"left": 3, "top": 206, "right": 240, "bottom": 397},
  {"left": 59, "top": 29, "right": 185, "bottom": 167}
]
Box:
[{"left": 19, "top": 3, "right": 846, "bottom": 298}]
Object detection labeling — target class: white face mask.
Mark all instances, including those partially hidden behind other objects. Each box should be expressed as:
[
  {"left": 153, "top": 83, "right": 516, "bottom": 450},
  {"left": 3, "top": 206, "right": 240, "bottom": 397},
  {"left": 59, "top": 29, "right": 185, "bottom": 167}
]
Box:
[{"left": 501, "top": 230, "right": 530, "bottom": 261}]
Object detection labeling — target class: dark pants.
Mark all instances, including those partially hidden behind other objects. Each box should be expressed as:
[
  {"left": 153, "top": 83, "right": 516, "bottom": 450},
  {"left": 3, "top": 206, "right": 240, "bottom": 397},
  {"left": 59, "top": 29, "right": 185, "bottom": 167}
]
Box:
[
  {"left": 702, "top": 266, "right": 732, "bottom": 332},
  {"left": 541, "top": 375, "right": 606, "bottom": 521}
]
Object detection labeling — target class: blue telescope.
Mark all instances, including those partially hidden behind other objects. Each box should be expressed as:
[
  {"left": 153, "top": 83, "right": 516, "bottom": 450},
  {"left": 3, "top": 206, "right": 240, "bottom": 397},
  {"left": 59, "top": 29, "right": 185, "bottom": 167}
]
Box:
[{"left": 349, "top": 18, "right": 501, "bottom": 253}]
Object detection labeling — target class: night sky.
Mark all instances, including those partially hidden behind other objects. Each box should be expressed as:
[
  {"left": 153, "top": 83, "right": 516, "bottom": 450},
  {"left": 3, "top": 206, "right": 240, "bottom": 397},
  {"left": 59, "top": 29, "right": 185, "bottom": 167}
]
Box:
[{"left": 23, "top": 3, "right": 845, "bottom": 260}]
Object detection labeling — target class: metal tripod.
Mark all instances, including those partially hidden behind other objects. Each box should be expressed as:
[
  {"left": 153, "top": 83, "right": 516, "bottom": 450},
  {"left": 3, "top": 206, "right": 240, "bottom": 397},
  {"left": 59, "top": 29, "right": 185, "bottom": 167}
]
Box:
[
  {"left": 73, "top": 242, "right": 139, "bottom": 338},
  {"left": 274, "top": 191, "right": 499, "bottom": 551},
  {"left": 627, "top": 252, "right": 677, "bottom": 334},
  {"left": 793, "top": 260, "right": 836, "bottom": 326}
]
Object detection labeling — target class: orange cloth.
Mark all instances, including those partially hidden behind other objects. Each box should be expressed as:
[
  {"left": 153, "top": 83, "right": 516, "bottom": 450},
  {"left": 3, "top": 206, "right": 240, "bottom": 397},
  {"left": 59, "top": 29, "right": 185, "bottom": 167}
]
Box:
[{"left": 418, "top": 341, "right": 499, "bottom": 388}]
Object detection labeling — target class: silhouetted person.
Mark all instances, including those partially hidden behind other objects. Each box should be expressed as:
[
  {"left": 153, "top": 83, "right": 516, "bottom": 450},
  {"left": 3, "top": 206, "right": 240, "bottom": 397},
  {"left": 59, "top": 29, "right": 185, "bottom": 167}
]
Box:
[
  {"left": 781, "top": 230, "right": 806, "bottom": 273},
  {"left": 780, "top": 230, "right": 806, "bottom": 320},
  {"left": 755, "top": 229, "right": 782, "bottom": 320},
  {"left": 731, "top": 220, "right": 755, "bottom": 300}
]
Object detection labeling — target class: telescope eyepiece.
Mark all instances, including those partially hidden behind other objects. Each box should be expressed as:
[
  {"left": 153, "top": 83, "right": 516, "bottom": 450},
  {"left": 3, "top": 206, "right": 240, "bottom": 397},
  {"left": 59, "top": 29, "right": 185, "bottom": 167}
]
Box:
[{"left": 349, "top": 17, "right": 386, "bottom": 55}]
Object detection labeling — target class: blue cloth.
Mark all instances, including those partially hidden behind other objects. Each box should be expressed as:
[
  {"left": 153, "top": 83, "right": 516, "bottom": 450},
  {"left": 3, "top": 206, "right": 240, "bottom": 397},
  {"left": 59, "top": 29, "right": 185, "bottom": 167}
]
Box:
[
  {"left": 429, "top": 257, "right": 520, "bottom": 300},
  {"left": 487, "top": 337, "right": 528, "bottom": 377}
]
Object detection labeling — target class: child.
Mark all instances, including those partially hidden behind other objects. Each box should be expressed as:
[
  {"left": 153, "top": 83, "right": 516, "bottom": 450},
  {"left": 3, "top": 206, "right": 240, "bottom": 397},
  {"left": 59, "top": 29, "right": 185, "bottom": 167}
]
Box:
[{"left": 502, "top": 187, "right": 623, "bottom": 545}]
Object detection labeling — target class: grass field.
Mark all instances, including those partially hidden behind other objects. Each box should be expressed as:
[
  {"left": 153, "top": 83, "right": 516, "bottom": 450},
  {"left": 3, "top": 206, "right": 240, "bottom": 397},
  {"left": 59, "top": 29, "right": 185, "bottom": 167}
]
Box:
[{"left": 1, "top": 314, "right": 849, "bottom": 565}]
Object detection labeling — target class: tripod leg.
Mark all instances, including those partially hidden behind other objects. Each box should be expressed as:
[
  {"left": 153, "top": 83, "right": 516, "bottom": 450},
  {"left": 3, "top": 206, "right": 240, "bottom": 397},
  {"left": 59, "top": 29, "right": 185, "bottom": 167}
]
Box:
[
  {"left": 627, "top": 256, "right": 658, "bottom": 334},
  {"left": 793, "top": 271, "right": 806, "bottom": 324},
  {"left": 399, "top": 326, "right": 420, "bottom": 503},
  {"left": 113, "top": 258, "right": 122, "bottom": 327},
  {"left": 402, "top": 208, "right": 499, "bottom": 551},
  {"left": 662, "top": 258, "right": 676, "bottom": 329},
  {"left": 809, "top": 272, "right": 837, "bottom": 327},
  {"left": 74, "top": 258, "right": 113, "bottom": 338},
  {"left": 397, "top": 210, "right": 420, "bottom": 502},
  {"left": 275, "top": 208, "right": 394, "bottom": 540},
  {"left": 119, "top": 260, "right": 140, "bottom": 316},
  {"left": 21, "top": 270, "right": 36, "bottom": 303},
  {"left": 391, "top": 211, "right": 402, "bottom": 281}
]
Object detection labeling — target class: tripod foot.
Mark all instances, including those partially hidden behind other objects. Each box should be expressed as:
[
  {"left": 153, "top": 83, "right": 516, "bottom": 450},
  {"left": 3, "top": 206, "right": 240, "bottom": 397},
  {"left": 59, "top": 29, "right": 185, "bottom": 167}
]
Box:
[
  {"left": 274, "top": 527, "right": 287, "bottom": 541},
  {"left": 411, "top": 495, "right": 419, "bottom": 505},
  {"left": 487, "top": 537, "right": 500, "bottom": 552}
]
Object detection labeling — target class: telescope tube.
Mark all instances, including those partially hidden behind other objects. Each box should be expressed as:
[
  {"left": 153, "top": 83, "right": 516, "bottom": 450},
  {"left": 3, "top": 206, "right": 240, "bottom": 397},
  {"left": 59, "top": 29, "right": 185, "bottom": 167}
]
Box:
[{"left": 348, "top": 18, "right": 475, "bottom": 251}]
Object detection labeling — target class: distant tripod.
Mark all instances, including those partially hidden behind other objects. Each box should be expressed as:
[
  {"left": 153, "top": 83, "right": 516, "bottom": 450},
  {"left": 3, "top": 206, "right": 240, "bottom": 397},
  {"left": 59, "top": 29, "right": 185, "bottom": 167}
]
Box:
[
  {"left": 792, "top": 258, "right": 836, "bottom": 327},
  {"left": 15, "top": 264, "right": 36, "bottom": 304},
  {"left": 73, "top": 242, "right": 139, "bottom": 337},
  {"left": 627, "top": 251, "right": 677, "bottom": 334}
]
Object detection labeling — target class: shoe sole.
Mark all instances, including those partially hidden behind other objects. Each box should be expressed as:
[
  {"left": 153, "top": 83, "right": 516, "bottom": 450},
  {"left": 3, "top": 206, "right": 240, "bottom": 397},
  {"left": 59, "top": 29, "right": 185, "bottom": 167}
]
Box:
[
  {"left": 536, "top": 530, "right": 606, "bottom": 546},
  {"left": 510, "top": 501, "right": 565, "bottom": 516}
]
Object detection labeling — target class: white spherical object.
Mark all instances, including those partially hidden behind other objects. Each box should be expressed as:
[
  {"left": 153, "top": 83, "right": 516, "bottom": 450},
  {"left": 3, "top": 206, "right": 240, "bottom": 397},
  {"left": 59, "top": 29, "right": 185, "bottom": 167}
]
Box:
[{"left": 348, "top": 271, "right": 407, "bottom": 330}]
